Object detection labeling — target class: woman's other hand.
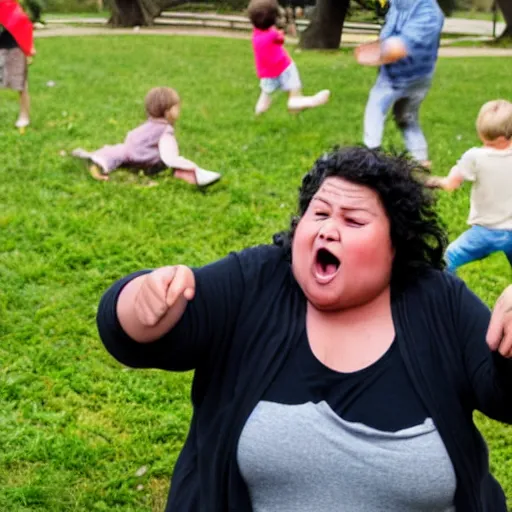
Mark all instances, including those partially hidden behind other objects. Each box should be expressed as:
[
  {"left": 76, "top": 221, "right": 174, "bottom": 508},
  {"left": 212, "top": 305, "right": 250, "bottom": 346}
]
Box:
[{"left": 487, "top": 285, "right": 512, "bottom": 358}]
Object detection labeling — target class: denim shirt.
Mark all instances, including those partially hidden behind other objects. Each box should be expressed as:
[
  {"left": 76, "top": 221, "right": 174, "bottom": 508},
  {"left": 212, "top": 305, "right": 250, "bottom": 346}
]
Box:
[{"left": 380, "top": 0, "right": 444, "bottom": 87}]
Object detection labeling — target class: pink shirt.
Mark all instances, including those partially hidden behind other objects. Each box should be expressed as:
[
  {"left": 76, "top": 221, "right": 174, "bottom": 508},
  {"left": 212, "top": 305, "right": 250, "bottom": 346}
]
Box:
[
  {"left": 252, "top": 27, "right": 292, "bottom": 79},
  {"left": 124, "top": 118, "right": 172, "bottom": 164},
  {"left": 91, "top": 118, "right": 174, "bottom": 171}
]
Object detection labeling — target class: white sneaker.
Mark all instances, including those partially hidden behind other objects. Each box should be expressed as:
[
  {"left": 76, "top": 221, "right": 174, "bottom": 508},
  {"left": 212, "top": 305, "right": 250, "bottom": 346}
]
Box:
[
  {"left": 311, "top": 89, "right": 330, "bottom": 107},
  {"left": 195, "top": 167, "right": 221, "bottom": 188},
  {"left": 15, "top": 117, "right": 30, "bottom": 129}
]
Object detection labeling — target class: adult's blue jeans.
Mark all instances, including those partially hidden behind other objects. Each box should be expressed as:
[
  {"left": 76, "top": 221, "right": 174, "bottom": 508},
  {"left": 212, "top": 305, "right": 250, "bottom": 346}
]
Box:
[{"left": 364, "top": 72, "right": 432, "bottom": 162}]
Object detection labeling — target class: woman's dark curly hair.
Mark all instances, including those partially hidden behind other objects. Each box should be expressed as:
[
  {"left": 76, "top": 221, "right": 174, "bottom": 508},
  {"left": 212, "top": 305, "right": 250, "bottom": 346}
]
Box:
[{"left": 273, "top": 146, "right": 448, "bottom": 288}]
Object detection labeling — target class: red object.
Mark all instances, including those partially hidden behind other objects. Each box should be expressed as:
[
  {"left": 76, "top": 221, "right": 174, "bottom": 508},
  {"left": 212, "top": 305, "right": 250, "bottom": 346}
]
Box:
[{"left": 0, "top": 0, "right": 34, "bottom": 56}]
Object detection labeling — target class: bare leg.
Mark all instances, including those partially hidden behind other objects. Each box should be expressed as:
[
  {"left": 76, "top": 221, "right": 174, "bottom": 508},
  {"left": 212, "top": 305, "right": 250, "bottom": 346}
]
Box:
[
  {"left": 15, "top": 83, "right": 30, "bottom": 128},
  {"left": 255, "top": 91, "right": 272, "bottom": 115},
  {"left": 287, "top": 88, "right": 330, "bottom": 112},
  {"left": 174, "top": 169, "right": 198, "bottom": 185},
  {"left": 174, "top": 168, "right": 221, "bottom": 188},
  {"left": 284, "top": 7, "right": 297, "bottom": 37},
  {"left": 287, "top": 22, "right": 298, "bottom": 37}
]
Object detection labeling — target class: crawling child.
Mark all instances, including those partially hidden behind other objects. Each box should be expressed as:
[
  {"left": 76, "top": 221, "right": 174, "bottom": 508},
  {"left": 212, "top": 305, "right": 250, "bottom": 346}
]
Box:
[{"left": 72, "top": 87, "right": 221, "bottom": 188}]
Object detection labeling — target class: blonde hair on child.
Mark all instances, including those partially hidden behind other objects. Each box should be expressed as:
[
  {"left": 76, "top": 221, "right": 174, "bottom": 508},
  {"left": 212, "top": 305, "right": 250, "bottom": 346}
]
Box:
[
  {"left": 145, "top": 87, "right": 180, "bottom": 119},
  {"left": 476, "top": 99, "right": 512, "bottom": 141}
]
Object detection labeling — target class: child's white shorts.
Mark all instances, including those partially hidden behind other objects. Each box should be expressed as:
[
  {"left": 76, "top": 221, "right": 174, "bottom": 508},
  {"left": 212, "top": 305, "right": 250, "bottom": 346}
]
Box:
[{"left": 260, "top": 62, "right": 302, "bottom": 94}]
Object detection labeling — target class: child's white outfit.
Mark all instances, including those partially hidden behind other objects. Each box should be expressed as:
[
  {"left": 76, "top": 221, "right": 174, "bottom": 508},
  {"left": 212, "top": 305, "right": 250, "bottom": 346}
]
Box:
[
  {"left": 445, "top": 146, "right": 512, "bottom": 272},
  {"left": 260, "top": 61, "right": 302, "bottom": 95}
]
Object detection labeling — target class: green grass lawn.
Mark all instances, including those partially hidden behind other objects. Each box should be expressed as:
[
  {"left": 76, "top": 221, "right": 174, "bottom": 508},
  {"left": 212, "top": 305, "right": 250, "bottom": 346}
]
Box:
[
  {"left": 445, "top": 35, "right": 512, "bottom": 48},
  {"left": 452, "top": 9, "right": 505, "bottom": 22},
  {"left": 1, "top": 35, "right": 511, "bottom": 511},
  {"left": 44, "top": 11, "right": 110, "bottom": 19}
]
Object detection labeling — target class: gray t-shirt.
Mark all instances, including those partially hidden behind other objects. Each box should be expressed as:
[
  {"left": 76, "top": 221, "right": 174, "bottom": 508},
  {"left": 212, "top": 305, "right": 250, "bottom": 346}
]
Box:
[{"left": 237, "top": 336, "right": 456, "bottom": 511}]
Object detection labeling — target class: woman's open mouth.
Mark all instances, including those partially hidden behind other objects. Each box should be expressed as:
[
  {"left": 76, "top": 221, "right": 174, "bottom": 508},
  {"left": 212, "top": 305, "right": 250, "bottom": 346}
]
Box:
[{"left": 313, "top": 248, "right": 341, "bottom": 284}]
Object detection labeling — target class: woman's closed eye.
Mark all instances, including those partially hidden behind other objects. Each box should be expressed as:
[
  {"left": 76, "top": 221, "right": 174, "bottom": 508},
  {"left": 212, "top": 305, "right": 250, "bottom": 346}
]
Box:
[{"left": 345, "top": 217, "right": 366, "bottom": 227}]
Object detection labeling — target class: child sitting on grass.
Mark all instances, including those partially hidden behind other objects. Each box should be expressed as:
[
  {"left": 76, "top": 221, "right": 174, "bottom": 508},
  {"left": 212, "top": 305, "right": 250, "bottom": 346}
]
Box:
[
  {"left": 72, "top": 87, "right": 221, "bottom": 188},
  {"left": 426, "top": 99, "right": 512, "bottom": 273},
  {"left": 248, "top": 0, "right": 330, "bottom": 115}
]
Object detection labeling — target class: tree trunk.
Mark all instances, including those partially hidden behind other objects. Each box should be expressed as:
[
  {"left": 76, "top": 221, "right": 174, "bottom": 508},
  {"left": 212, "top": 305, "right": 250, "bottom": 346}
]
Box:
[
  {"left": 496, "top": 0, "right": 512, "bottom": 38},
  {"left": 109, "top": 0, "right": 188, "bottom": 27},
  {"left": 109, "top": 0, "right": 155, "bottom": 26},
  {"left": 300, "top": 0, "right": 350, "bottom": 49}
]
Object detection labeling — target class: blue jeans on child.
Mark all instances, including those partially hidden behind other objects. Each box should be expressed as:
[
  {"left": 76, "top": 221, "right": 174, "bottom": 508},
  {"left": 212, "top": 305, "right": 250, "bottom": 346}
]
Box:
[
  {"left": 445, "top": 225, "right": 512, "bottom": 273},
  {"left": 364, "top": 72, "right": 432, "bottom": 162}
]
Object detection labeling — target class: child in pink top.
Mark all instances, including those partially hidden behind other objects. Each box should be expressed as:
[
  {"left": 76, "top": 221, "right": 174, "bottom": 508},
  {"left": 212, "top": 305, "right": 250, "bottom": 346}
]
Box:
[
  {"left": 72, "top": 87, "right": 221, "bottom": 189},
  {"left": 248, "top": 0, "right": 330, "bottom": 115}
]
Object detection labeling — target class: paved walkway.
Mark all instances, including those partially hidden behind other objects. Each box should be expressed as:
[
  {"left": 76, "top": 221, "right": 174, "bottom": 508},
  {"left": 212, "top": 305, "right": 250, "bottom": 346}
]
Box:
[
  {"left": 34, "top": 25, "right": 512, "bottom": 57},
  {"left": 443, "top": 17, "right": 505, "bottom": 36}
]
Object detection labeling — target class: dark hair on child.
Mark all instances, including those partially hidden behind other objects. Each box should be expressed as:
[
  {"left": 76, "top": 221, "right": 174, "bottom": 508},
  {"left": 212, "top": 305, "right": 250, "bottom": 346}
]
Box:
[{"left": 248, "top": 0, "right": 279, "bottom": 30}]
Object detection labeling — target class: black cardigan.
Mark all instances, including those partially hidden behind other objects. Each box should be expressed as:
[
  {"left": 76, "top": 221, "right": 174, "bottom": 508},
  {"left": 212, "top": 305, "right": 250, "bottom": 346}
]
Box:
[{"left": 97, "top": 244, "right": 512, "bottom": 511}]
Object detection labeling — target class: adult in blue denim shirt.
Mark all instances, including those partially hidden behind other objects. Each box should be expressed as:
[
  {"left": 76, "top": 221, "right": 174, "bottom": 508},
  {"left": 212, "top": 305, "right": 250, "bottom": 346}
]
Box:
[{"left": 355, "top": 0, "right": 444, "bottom": 166}]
